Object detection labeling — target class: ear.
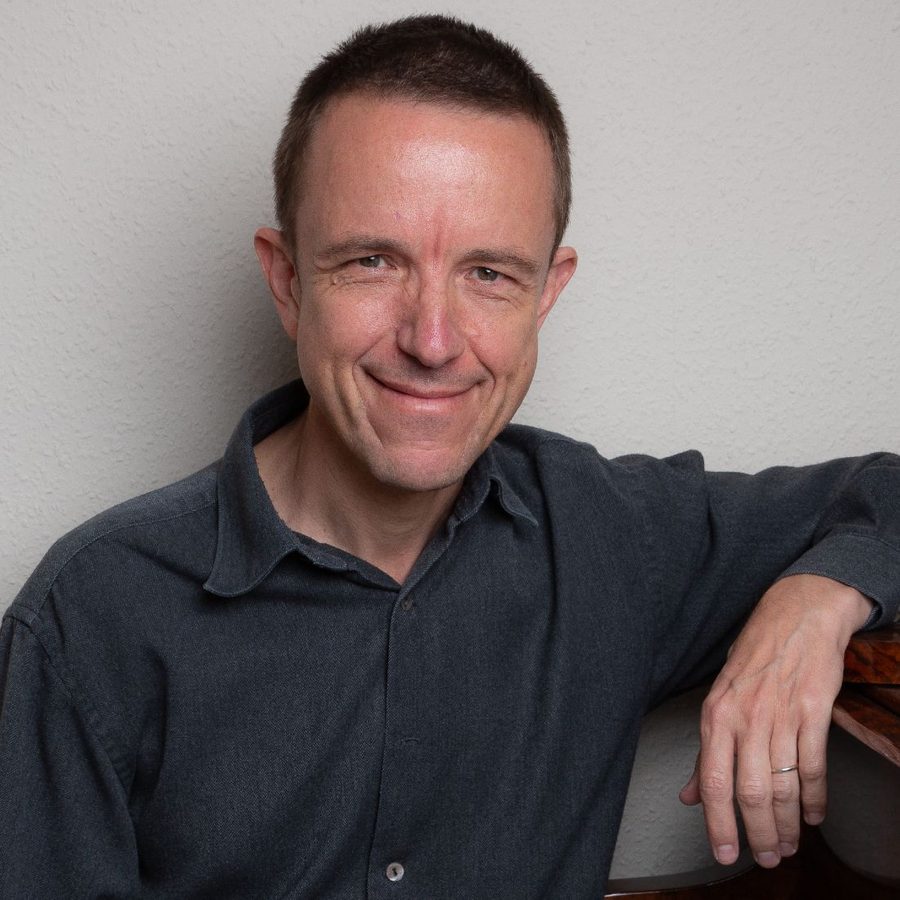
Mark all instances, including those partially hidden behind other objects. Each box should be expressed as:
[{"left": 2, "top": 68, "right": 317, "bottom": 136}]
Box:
[
  {"left": 536, "top": 245, "right": 577, "bottom": 328},
  {"left": 254, "top": 227, "right": 301, "bottom": 341}
]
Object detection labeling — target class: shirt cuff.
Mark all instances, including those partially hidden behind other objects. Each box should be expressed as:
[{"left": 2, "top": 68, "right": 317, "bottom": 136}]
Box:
[{"left": 777, "top": 531, "right": 900, "bottom": 630}]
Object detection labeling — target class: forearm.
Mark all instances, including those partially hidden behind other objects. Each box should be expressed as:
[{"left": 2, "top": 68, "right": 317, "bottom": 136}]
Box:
[{"left": 645, "top": 450, "right": 900, "bottom": 705}]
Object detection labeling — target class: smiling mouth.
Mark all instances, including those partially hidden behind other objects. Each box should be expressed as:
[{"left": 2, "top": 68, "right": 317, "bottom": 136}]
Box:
[{"left": 368, "top": 372, "right": 474, "bottom": 401}]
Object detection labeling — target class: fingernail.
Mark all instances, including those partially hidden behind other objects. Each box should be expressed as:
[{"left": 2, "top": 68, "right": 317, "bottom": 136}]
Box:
[
  {"left": 805, "top": 812, "right": 824, "bottom": 826},
  {"left": 756, "top": 851, "right": 780, "bottom": 868},
  {"left": 779, "top": 842, "right": 797, "bottom": 857},
  {"left": 715, "top": 844, "right": 737, "bottom": 864}
]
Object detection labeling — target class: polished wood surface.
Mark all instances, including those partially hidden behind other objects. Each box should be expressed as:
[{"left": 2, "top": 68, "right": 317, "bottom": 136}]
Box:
[
  {"left": 833, "top": 686, "right": 900, "bottom": 767},
  {"left": 843, "top": 628, "right": 900, "bottom": 684},
  {"left": 835, "top": 625, "right": 900, "bottom": 766}
]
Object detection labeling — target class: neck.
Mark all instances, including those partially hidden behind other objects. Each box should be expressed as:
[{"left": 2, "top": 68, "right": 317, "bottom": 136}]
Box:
[{"left": 254, "top": 411, "right": 462, "bottom": 584}]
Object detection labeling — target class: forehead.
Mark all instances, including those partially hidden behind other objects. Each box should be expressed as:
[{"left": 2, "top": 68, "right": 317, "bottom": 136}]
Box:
[{"left": 295, "top": 92, "right": 557, "bottom": 254}]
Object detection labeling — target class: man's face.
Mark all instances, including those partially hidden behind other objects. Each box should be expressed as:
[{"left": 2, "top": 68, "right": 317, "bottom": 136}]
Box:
[{"left": 271, "top": 93, "right": 576, "bottom": 493}]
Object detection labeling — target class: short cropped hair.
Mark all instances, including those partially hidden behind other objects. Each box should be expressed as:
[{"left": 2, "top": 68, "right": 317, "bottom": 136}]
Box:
[{"left": 273, "top": 15, "right": 571, "bottom": 256}]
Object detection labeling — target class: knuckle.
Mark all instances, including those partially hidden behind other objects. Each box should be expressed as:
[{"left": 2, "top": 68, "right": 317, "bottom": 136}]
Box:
[
  {"left": 800, "top": 758, "right": 827, "bottom": 781},
  {"left": 701, "top": 691, "right": 722, "bottom": 715},
  {"left": 701, "top": 694, "right": 731, "bottom": 725},
  {"left": 702, "top": 706, "right": 736, "bottom": 737},
  {"left": 698, "top": 772, "right": 731, "bottom": 802},
  {"left": 798, "top": 693, "right": 833, "bottom": 721},
  {"left": 736, "top": 780, "right": 770, "bottom": 809},
  {"left": 771, "top": 782, "right": 797, "bottom": 805}
]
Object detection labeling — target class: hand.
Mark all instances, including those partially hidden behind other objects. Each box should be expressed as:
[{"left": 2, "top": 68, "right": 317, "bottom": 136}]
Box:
[{"left": 678, "top": 574, "right": 872, "bottom": 869}]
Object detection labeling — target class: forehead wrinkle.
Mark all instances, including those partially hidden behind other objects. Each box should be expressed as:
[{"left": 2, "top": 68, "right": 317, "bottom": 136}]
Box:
[{"left": 299, "top": 94, "right": 558, "bottom": 270}]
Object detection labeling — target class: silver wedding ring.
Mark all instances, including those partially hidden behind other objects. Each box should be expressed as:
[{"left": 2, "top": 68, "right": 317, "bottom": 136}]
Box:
[{"left": 771, "top": 764, "right": 799, "bottom": 774}]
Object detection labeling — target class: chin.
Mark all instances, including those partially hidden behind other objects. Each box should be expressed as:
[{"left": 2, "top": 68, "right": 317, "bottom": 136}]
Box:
[{"left": 367, "top": 446, "right": 476, "bottom": 495}]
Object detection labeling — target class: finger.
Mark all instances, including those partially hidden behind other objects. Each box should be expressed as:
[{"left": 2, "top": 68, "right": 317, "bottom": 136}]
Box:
[
  {"left": 798, "top": 715, "right": 829, "bottom": 826},
  {"left": 735, "top": 730, "right": 780, "bottom": 868},
  {"left": 768, "top": 729, "right": 801, "bottom": 858},
  {"left": 697, "top": 726, "right": 739, "bottom": 865},
  {"left": 679, "top": 752, "right": 701, "bottom": 806}
]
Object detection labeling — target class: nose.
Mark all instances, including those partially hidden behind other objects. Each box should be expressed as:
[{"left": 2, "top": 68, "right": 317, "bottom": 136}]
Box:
[{"left": 396, "top": 277, "right": 466, "bottom": 369}]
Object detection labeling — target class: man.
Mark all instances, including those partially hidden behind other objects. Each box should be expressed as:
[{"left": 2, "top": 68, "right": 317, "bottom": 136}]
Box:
[{"left": 1, "top": 15, "right": 897, "bottom": 899}]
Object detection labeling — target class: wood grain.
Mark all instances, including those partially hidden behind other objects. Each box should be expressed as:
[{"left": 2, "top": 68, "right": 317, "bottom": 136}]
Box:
[
  {"left": 832, "top": 688, "right": 900, "bottom": 768},
  {"left": 843, "top": 628, "right": 900, "bottom": 685}
]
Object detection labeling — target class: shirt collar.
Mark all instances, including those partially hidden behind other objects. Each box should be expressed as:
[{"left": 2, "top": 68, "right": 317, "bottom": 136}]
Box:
[{"left": 204, "top": 380, "right": 537, "bottom": 597}]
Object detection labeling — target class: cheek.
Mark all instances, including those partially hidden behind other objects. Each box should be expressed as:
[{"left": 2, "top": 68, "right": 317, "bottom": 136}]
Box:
[
  {"left": 474, "top": 314, "right": 540, "bottom": 381},
  {"left": 506, "top": 343, "right": 540, "bottom": 401},
  {"left": 294, "top": 288, "right": 399, "bottom": 377}
]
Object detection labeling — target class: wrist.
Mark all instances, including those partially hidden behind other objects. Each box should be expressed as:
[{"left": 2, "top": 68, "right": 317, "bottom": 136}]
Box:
[{"left": 775, "top": 573, "right": 874, "bottom": 641}]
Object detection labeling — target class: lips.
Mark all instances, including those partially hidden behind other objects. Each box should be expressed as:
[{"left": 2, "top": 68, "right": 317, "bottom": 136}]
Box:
[{"left": 368, "top": 372, "right": 474, "bottom": 401}]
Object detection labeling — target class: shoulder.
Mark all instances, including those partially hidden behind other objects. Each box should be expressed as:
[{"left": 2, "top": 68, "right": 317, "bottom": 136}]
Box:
[
  {"left": 8, "top": 462, "right": 220, "bottom": 627},
  {"left": 492, "top": 422, "right": 599, "bottom": 473},
  {"left": 489, "top": 425, "right": 721, "bottom": 544},
  {"left": 494, "top": 422, "right": 706, "bottom": 485}
]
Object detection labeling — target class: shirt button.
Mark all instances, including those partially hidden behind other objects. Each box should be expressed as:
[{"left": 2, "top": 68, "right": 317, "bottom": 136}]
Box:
[
  {"left": 386, "top": 861, "right": 405, "bottom": 882},
  {"left": 401, "top": 599, "right": 413, "bottom": 611}
]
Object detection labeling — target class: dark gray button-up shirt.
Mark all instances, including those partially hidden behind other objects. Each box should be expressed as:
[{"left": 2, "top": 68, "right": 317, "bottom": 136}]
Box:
[{"left": 2, "top": 381, "right": 899, "bottom": 898}]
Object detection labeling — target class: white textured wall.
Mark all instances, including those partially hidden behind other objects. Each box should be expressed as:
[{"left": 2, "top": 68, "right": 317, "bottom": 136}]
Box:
[{"left": 3, "top": 0, "right": 898, "bottom": 883}]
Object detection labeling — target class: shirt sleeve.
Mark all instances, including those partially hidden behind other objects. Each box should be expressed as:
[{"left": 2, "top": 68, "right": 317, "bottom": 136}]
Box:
[
  {"left": 634, "top": 451, "right": 900, "bottom": 707},
  {"left": 0, "top": 612, "right": 140, "bottom": 898}
]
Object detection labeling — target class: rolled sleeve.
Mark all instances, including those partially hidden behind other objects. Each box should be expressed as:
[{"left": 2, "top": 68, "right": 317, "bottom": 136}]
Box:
[
  {"left": 778, "top": 531, "right": 900, "bottom": 629},
  {"left": 638, "top": 450, "right": 900, "bottom": 704}
]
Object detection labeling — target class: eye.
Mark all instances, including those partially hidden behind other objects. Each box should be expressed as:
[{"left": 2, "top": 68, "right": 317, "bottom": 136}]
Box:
[
  {"left": 473, "top": 266, "right": 501, "bottom": 283},
  {"left": 356, "top": 255, "right": 386, "bottom": 269}
]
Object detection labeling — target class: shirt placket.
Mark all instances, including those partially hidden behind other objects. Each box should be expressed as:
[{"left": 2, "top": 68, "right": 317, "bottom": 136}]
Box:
[{"left": 364, "top": 515, "right": 465, "bottom": 898}]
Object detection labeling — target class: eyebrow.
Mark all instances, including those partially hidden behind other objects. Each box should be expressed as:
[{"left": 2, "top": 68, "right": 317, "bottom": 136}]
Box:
[
  {"left": 314, "top": 236, "right": 544, "bottom": 281},
  {"left": 459, "top": 249, "right": 543, "bottom": 281},
  {"left": 314, "top": 236, "right": 410, "bottom": 266}
]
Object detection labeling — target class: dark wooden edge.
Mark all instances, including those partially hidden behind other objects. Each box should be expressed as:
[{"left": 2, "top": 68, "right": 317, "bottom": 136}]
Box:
[
  {"left": 832, "top": 687, "right": 900, "bottom": 767},
  {"left": 843, "top": 627, "right": 900, "bottom": 684},
  {"left": 860, "top": 684, "right": 900, "bottom": 717}
]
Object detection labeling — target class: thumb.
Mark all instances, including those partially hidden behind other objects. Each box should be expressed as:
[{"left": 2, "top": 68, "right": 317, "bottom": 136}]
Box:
[{"left": 679, "top": 753, "right": 701, "bottom": 806}]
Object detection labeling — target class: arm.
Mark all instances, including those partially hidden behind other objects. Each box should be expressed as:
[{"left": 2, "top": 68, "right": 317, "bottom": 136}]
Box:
[
  {"left": 678, "top": 574, "right": 873, "bottom": 868},
  {"left": 627, "top": 450, "right": 900, "bottom": 869},
  {"left": 0, "top": 613, "right": 139, "bottom": 897}
]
